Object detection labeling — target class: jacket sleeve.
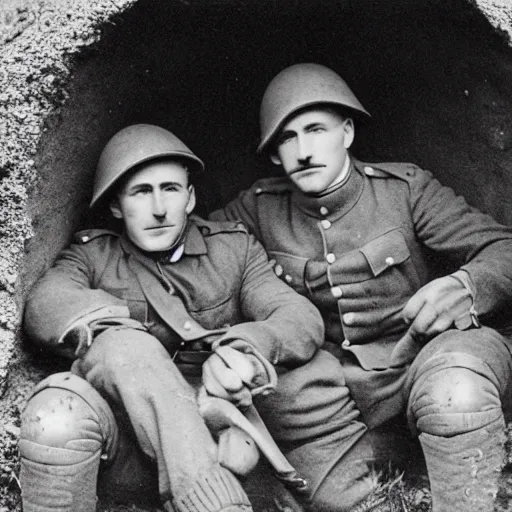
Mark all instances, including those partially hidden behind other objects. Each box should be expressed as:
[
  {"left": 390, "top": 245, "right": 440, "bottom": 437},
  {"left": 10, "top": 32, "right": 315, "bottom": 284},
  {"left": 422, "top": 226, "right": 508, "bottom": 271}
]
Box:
[
  {"left": 216, "top": 233, "right": 324, "bottom": 368},
  {"left": 23, "top": 241, "right": 128, "bottom": 353},
  {"left": 209, "top": 188, "right": 264, "bottom": 240},
  {"left": 410, "top": 168, "right": 512, "bottom": 320}
]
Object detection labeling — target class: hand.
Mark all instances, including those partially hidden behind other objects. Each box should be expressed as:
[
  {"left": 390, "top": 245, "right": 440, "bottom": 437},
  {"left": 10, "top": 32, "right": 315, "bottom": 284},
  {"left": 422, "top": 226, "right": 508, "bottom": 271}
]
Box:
[
  {"left": 401, "top": 276, "right": 474, "bottom": 343},
  {"left": 211, "top": 339, "right": 277, "bottom": 394},
  {"left": 202, "top": 350, "right": 253, "bottom": 408}
]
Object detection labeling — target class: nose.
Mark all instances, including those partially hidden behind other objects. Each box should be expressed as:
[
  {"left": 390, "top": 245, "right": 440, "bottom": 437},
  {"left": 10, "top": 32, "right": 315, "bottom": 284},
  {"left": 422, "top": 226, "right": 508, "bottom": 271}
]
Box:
[
  {"left": 152, "top": 192, "right": 167, "bottom": 219},
  {"left": 296, "top": 133, "right": 312, "bottom": 163}
]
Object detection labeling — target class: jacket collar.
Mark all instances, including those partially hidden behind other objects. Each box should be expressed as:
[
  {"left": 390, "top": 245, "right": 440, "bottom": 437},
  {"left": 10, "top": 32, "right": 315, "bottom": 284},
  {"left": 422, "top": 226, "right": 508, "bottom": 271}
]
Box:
[{"left": 290, "top": 157, "right": 365, "bottom": 219}]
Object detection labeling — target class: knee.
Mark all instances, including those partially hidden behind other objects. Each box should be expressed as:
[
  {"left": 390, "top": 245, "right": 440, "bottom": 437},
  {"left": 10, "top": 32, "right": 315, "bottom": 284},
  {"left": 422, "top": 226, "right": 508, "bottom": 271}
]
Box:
[
  {"left": 20, "top": 373, "right": 118, "bottom": 462},
  {"left": 86, "top": 328, "right": 168, "bottom": 373},
  {"left": 410, "top": 367, "right": 502, "bottom": 437}
]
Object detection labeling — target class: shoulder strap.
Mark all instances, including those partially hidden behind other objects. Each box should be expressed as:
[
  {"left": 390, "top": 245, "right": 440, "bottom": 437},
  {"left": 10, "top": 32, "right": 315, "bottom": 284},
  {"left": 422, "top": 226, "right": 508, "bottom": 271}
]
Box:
[
  {"left": 252, "top": 177, "right": 292, "bottom": 196},
  {"left": 360, "top": 162, "right": 420, "bottom": 181},
  {"left": 73, "top": 229, "right": 118, "bottom": 244}
]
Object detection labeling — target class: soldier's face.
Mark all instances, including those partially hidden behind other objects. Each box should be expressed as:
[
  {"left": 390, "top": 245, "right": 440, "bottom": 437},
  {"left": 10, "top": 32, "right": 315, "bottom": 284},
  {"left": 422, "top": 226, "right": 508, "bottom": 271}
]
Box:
[
  {"left": 270, "top": 108, "right": 354, "bottom": 195},
  {"left": 110, "top": 160, "right": 195, "bottom": 252}
]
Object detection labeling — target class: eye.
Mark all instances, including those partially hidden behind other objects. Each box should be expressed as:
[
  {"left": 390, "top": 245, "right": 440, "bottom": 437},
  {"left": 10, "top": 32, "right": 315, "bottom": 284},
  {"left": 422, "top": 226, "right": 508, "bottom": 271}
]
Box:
[
  {"left": 310, "top": 125, "right": 325, "bottom": 133},
  {"left": 131, "top": 187, "right": 151, "bottom": 196},
  {"left": 163, "top": 184, "right": 180, "bottom": 192},
  {"left": 277, "top": 133, "right": 294, "bottom": 146}
]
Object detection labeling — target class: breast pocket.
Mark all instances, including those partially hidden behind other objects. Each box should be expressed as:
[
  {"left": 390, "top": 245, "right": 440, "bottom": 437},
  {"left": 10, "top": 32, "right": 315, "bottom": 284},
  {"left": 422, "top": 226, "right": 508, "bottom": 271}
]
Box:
[
  {"left": 267, "top": 251, "right": 308, "bottom": 295},
  {"left": 350, "top": 228, "right": 420, "bottom": 317},
  {"left": 359, "top": 229, "right": 412, "bottom": 278}
]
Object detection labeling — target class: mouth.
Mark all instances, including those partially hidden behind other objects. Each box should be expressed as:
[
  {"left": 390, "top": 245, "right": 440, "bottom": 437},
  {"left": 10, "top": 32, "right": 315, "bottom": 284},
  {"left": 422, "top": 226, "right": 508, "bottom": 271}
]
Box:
[
  {"left": 290, "top": 165, "right": 325, "bottom": 176},
  {"left": 146, "top": 225, "right": 174, "bottom": 231}
]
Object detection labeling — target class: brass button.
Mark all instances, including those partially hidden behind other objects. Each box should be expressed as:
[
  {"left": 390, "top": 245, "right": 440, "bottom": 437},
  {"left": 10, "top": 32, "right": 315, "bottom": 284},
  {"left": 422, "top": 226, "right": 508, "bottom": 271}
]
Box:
[
  {"left": 342, "top": 339, "right": 351, "bottom": 348},
  {"left": 364, "top": 166, "right": 375, "bottom": 176},
  {"left": 343, "top": 313, "right": 355, "bottom": 325},
  {"left": 331, "top": 286, "right": 343, "bottom": 298},
  {"left": 320, "top": 206, "right": 329, "bottom": 216},
  {"left": 321, "top": 219, "right": 331, "bottom": 229},
  {"left": 285, "top": 274, "right": 293, "bottom": 283},
  {"left": 326, "top": 253, "right": 336, "bottom": 264},
  {"left": 274, "top": 264, "right": 283, "bottom": 277},
  {"left": 183, "top": 321, "right": 192, "bottom": 331},
  {"left": 385, "top": 256, "right": 395, "bottom": 266}
]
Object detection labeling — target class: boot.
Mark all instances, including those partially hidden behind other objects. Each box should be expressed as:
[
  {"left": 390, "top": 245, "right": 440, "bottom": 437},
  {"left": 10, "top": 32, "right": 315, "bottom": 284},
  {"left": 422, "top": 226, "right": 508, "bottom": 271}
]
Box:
[
  {"left": 18, "top": 373, "right": 117, "bottom": 512},
  {"left": 20, "top": 449, "right": 101, "bottom": 512},
  {"left": 419, "top": 415, "right": 505, "bottom": 512}
]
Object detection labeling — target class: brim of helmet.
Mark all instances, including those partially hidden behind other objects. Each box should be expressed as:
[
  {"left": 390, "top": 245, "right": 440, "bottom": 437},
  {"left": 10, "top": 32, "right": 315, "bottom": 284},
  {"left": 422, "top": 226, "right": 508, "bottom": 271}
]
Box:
[
  {"left": 90, "top": 150, "right": 205, "bottom": 208},
  {"left": 257, "top": 101, "right": 371, "bottom": 154}
]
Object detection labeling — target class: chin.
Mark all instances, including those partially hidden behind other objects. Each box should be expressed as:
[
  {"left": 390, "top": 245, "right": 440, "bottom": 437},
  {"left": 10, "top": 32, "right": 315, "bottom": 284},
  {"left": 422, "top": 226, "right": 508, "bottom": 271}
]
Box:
[
  {"left": 293, "top": 177, "right": 327, "bottom": 195},
  {"left": 295, "top": 182, "right": 325, "bottom": 195},
  {"left": 135, "top": 237, "right": 178, "bottom": 253}
]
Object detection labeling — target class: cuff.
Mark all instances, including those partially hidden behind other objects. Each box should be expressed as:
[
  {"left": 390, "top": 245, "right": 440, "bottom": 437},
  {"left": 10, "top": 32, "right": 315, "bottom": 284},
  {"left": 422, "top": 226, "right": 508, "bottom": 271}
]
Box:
[
  {"left": 450, "top": 270, "right": 481, "bottom": 328},
  {"left": 172, "top": 466, "right": 251, "bottom": 512}
]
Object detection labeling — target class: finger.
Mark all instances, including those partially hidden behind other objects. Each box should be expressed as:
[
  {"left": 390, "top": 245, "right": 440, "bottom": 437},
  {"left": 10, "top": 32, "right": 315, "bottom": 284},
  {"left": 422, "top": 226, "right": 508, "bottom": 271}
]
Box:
[
  {"left": 402, "top": 291, "right": 428, "bottom": 325},
  {"left": 206, "top": 354, "right": 244, "bottom": 392},
  {"left": 244, "top": 355, "right": 267, "bottom": 388},
  {"left": 443, "top": 293, "right": 473, "bottom": 320},
  {"left": 215, "top": 346, "right": 257, "bottom": 385},
  {"left": 454, "top": 309, "right": 474, "bottom": 330},
  {"left": 433, "top": 290, "right": 472, "bottom": 330},
  {"left": 406, "top": 302, "right": 438, "bottom": 341},
  {"left": 202, "top": 361, "right": 232, "bottom": 400},
  {"left": 419, "top": 313, "right": 455, "bottom": 340},
  {"left": 230, "top": 387, "right": 253, "bottom": 409}
]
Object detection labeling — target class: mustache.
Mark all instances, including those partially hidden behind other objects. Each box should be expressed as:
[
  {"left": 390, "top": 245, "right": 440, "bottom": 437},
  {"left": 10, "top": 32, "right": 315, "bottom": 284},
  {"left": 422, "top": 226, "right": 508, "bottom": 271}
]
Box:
[{"left": 289, "top": 164, "right": 326, "bottom": 175}]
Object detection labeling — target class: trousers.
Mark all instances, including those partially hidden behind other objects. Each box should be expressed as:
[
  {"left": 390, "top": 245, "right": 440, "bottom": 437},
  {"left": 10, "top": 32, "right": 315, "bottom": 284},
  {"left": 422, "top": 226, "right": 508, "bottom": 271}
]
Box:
[
  {"left": 257, "top": 326, "right": 512, "bottom": 512},
  {"left": 20, "top": 325, "right": 512, "bottom": 512},
  {"left": 19, "top": 327, "right": 252, "bottom": 512}
]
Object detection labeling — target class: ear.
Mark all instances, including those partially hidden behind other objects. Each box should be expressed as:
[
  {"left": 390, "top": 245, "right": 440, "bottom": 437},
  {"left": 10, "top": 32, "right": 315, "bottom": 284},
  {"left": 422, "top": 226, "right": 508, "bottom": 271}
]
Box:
[
  {"left": 109, "top": 199, "right": 123, "bottom": 219},
  {"left": 343, "top": 118, "right": 355, "bottom": 149},
  {"left": 186, "top": 185, "right": 196, "bottom": 214},
  {"left": 270, "top": 152, "right": 282, "bottom": 166}
]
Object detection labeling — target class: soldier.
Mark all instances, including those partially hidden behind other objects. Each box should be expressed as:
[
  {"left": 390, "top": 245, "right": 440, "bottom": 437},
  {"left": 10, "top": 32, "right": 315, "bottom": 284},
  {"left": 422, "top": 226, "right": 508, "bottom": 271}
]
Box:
[
  {"left": 19, "top": 124, "right": 325, "bottom": 512},
  {"left": 211, "top": 63, "right": 512, "bottom": 512}
]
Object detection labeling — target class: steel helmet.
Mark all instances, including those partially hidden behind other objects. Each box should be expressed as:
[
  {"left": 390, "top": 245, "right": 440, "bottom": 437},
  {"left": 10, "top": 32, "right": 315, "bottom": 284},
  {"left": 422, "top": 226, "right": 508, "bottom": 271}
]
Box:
[
  {"left": 90, "top": 124, "right": 204, "bottom": 207},
  {"left": 258, "top": 63, "right": 371, "bottom": 153}
]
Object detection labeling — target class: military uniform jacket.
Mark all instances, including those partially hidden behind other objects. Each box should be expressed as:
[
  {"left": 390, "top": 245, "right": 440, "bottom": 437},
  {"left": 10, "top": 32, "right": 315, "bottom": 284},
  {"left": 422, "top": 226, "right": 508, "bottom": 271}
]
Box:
[
  {"left": 211, "top": 159, "right": 512, "bottom": 371},
  {"left": 24, "top": 215, "right": 324, "bottom": 367}
]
